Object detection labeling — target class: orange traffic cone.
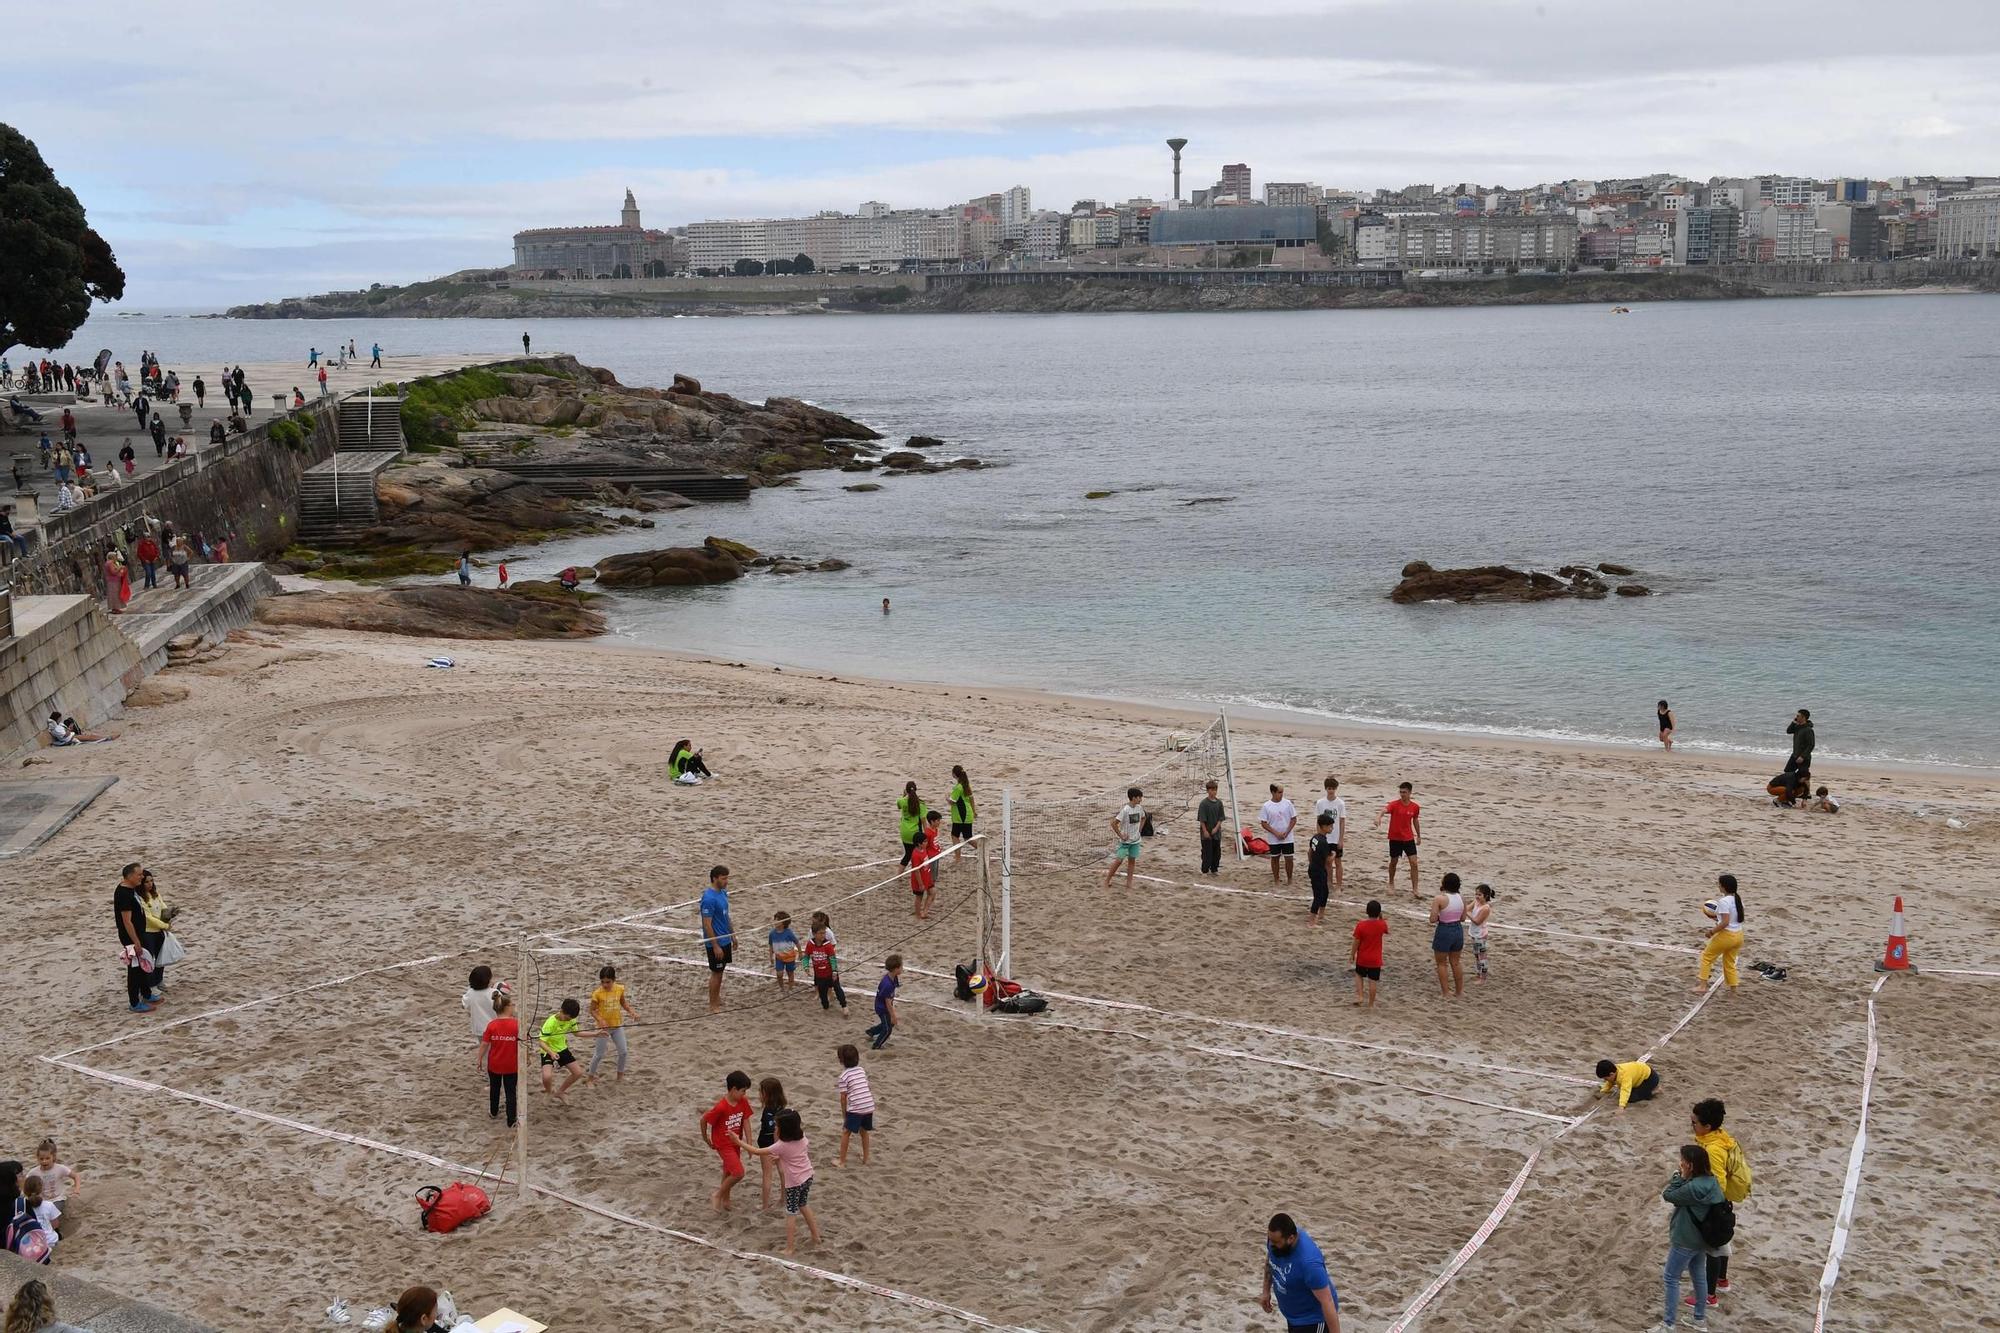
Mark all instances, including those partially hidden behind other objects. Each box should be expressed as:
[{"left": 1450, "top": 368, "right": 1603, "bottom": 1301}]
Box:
[{"left": 1875, "top": 896, "right": 1915, "bottom": 972}]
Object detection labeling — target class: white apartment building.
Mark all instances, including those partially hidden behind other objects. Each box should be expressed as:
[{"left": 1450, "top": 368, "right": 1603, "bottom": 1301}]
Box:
[
  {"left": 1383, "top": 213, "right": 1579, "bottom": 266},
  {"left": 1023, "top": 213, "right": 1065, "bottom": 258},
  {"left": 1751, "top": 202, "right": 1817, "bottom": 261},
  {"left": 687, "top": 209, "right": 963, "bottom": 271},
  {"left": 1936, "top": 186, "right": 2000, "bottom": 258},
  {"left": 1000, "top": 185, "right": 1033, "bottom": 231}
]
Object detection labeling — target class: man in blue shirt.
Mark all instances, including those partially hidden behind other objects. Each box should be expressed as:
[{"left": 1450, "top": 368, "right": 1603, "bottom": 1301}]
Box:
[
  {"left": 700, "top": 864, "right": 734, "bottom": 1014},
  {"left": 1262, "top": 1213, "right": 1341, "bottom": 1332}
]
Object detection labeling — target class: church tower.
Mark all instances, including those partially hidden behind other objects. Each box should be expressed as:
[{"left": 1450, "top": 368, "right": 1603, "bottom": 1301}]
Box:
[{"left": 621, "top": 189, "right": 641, "bottom": 230}]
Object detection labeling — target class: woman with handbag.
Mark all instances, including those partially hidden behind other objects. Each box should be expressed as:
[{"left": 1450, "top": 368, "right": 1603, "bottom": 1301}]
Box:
[{"left": 139, "top": 870, "right": 181, "bottom": 996}]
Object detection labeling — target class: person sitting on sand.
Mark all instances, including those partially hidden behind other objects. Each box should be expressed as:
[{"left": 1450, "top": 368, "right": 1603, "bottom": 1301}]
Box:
[
  {"left": 669, "top": 739, "right": 713, "bottom": 783},
  {"left": 47, "top": 713, "right": 108, "bottom": 745},
  {"left": 1812, "top": 786, "right": 1840, "bottom": 814}
]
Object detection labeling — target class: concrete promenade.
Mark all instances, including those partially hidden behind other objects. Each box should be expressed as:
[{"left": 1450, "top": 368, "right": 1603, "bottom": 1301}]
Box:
[{"left": 4, "top": 353, "right": 494, "bottom": 549}]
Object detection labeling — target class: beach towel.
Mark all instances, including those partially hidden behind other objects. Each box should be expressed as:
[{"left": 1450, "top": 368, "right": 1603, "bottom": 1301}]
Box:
[{"left": 425, "top": 657, "right": 456, "bottom": 669}]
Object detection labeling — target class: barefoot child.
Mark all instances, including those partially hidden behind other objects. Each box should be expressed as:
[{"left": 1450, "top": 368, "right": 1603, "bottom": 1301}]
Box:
[
  {"left": 735, "top": 1108, "right": 822, "bottom": 1255},
  {"left": 538, "top": 998, "right": 584, "bottom": 1099},
  {"left": 866, "top": 955, "right": 903, "bottom": 1049},
  {"left": 769, "top": 912, "right": 801, "bottom": 992},
  {"left": 1104, "top": 787, "right": 1146, "bottom": 890},
  {"left": 1373, "top": 781, "right": 1422, "bottom": 899},
  {"left": 909, "top": 813, "right": 943, "bottom": 919},
  {"left": 588, "top": 965, "right": 640, "bottom": 1081},
  {"left": 700, "top": 1070, "right": 754, "bottom": 1211},
  {"left": 836, "top": 1043, "right": 875, "bottom": 1166},
  {"left": 24, "top": 1141, "right": 78, "bottom": 1237},
  {"left": 1352, "top": 899, "right": 1388, "bottom": 1007},
  {"left": 754, "top": 1077, "right": 788, "bottom": 1211},
  {"left": 1467, "top": 884, "right": 1496, "bottom": 981},
  {"left": 806, "top": 913, "right": 846, "bottom": 1011},
  {"left": 478, "top": 993, "right": 521, "bottom": 1128}
]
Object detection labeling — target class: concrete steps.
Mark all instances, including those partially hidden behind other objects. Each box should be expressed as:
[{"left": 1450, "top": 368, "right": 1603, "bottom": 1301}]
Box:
[
  {"left": 336, "top": 397, "right": 405, "bottom": 452},
  {"left": 298, "top": 450, "right": 401, "bottom": 544}
]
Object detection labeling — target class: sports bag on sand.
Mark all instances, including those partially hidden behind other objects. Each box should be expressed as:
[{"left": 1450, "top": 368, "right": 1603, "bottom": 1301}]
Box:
[
  {"left": 417, "top": 1182, "right": 491, "bottom": 1234},
  {"left": 994, "top": 993, "right": 1048, "bottom": 1015}
]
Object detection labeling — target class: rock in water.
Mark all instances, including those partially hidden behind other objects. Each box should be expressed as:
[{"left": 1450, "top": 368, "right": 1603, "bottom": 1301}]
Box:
[
  {"left": 703, "top": 536, "right": 760, "bottom": 561},
  {"left": 905, "top": 435, "right": 945, "bottom": 449},
  {"left": 1400, "top": 560, "right": 1435, "bottom": 577},
  {"left": 879, "top": 451, "right": 926, "bottom": 468},
  {"left": 1392, "top": 564, "right": 1593, "bottom": 604},
  {"left": 1615, "top": 584, "right": 1652, "bottom": 597},
  {"left": 1597, "top": 562, "right": 1636, "bottom": 576},
  {"left": 595, "top": 546, "right": 743, "bottom": 587}
]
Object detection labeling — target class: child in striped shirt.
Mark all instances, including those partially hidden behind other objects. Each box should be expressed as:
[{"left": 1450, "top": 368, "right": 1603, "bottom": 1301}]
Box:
[{"left": 835, "top": 1043, "right": 875, "bottom": 1166}]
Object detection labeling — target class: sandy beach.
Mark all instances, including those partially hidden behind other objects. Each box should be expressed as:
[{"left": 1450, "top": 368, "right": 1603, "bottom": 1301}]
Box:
[{"left": 9, "top": 625, "right": 1998, "bottom": 1331}]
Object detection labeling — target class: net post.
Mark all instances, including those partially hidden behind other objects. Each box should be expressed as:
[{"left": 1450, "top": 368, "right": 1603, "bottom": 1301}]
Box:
[
  {"left": 1220, "top": 709, "right": 1247, "bottom": 861},
  {"left": 515, "top": 931, "right": 530, "bottom": 1203},
  {"left": 1000, "top": 788, "right": 1014, "bottom": 977},
  {"left": 977, "top": 836, "right": 995, "bottom": 981}
]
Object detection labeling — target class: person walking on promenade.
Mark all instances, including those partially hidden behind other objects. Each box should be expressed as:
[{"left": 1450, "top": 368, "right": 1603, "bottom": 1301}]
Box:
[
  {"left": 522, "top": 332, "right": 532, "bottom": 356},
  {"left": 308, "top": 347, "right": 319, "bottom": 368},
  {"left": 370, "top": 343, "right": 382, "bottom": 369}
]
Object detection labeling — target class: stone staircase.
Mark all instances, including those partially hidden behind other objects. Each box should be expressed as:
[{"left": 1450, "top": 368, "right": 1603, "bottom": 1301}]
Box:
[
  {"left": 336, "top": 396, "right": 405, "bottom": 451},
  {"left": 483, "top": 459, "right": 749, "bottom": 501},
  {"left": 298, "top": 451, "right": 400, "bottom": 544}
]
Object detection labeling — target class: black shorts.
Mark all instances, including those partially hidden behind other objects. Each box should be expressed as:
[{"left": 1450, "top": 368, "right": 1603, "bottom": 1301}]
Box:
[
  {"left": 1268, "top": 842, "right": 1295, "bottom": 857},
  {"left": 1354, "top": 965, "right": 1381, "bottom": 980},
  {"left": 1388, "top": 839, "right": 1418, "bottom": 859},
  {"left": 540, "top": 1049, "right": 575, "bottom": 1068},
  {"left": 706, "top": 943, "right": 734, "bottom": 974},
  {"left": 951, "top": 821, "right": 973, "bottom": 841},
  {"left": 1329, "top": 842, "right": 1343, "bottom": 860}
]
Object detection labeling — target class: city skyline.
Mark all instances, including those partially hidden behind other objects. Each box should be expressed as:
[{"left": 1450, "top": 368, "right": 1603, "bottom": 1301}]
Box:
[{"left": 12, "top": 0, "right": 2000, "bottom": 305}]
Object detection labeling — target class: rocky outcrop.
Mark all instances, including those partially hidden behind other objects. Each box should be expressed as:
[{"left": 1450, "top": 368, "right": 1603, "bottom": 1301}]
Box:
[
  {"left": 1391, "top": 561, "right": 1649, "bottom": 604},
  {"left": 594, "top": 546, "right": 743, "bottom": 588},
  {"left": 363, "top": 461, "right": 614, "bottom": 552},
  {"left": 257, "top": 585, "right": 604, "bottom": 639}
]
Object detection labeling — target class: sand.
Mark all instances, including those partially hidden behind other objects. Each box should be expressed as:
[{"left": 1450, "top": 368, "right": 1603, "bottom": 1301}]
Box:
[{"left": 7, "top": 626, "right": 1998, "bottom": 1331}]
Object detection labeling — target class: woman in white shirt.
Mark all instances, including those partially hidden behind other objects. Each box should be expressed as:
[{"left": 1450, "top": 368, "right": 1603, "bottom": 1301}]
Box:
[{"left": 1699, "top": 873, "right": 1747, "bottom": 992}]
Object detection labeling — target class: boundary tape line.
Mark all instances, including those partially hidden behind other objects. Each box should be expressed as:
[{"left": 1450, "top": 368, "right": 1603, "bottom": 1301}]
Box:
[
  {"left": 1813, "top": 975, "right": 1888, "bottom": 1333},
  {"left": 1926, "top": 966, "right": 2000, "bottom": 979},
  {"left": 1382, "top": 977, "right": 1726, "bottom": 1332},
  {"left": 40, "top": 1051, "right": 1039, "bottom": 1332}
]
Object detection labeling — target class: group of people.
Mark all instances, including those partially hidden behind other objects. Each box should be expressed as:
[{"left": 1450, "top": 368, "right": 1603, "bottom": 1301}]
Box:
[
  {"left": 3, "top": 1141, "right": 83, "bottom": 1269},
  {"left": 111, "top": 862, "right": 185, "bottom": 1014}
]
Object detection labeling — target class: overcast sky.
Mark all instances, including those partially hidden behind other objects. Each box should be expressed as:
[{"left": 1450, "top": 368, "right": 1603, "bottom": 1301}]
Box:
[{"left": 16, "top": 0, "right": 2000, "bottom": 307}]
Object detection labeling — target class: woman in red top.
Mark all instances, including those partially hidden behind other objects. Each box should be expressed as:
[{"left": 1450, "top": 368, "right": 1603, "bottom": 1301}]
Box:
[{"left": 477, "top": 992, "right": 521, "bottom": 1128}]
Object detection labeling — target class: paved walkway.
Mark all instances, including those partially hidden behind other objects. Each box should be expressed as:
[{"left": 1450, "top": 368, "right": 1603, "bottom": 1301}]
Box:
[{"left": 4, "top": 352, "right": 506, "bottom": 541}]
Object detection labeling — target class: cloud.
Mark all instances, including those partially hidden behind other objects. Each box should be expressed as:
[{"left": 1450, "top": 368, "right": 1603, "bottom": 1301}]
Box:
[{"left": 9, "top": 0, "right": 1998, "bottom": 303}]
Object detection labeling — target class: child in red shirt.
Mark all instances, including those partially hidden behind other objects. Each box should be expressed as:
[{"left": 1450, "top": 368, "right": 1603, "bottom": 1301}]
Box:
[
  {"left": 909, "top": 810, "right": 943, "bottom": 919},
  {"left": 805, "top": 912, "right": 846, "bottom": 1011},
  {"left": 1373, "top": 781, "right": 1423, "bottom": 899},
  {"left": 477, "top": 992, "right": 521, "bottom": 1128},
  {"left": 700, "top": 1070, "right": 754, "bottom": 1212},
  {"left": 1352, "top": 899, "right": 1389, "bottom": 1009}
]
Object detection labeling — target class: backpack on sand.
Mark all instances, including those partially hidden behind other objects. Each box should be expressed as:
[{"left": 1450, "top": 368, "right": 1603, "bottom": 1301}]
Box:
[
  {"left": 994, "top": 992, "right": 1048, "bottom": 1015},
  {"left": 416, "top": 1182, "right": 491, "bottom": 1234},
  {"left": 1695, "top": 1199, "right": 1736, "bottom": 1249}
]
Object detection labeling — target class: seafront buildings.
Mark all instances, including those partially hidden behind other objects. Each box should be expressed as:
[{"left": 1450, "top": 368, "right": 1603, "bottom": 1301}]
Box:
[{"left": 510, "top": 165, "right": 2000, "bottom": 278}]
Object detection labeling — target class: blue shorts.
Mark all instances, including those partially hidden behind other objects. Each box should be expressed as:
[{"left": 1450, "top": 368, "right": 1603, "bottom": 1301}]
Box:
[
  {"left": 774, "top": 961, "right": 796, "bottom": 976},
  {"left": 1432, "top": 921, "right": 1465, "bottom": 954},
  {"left": 844, "top": 1110, "right": 875, "bottom": 1133},
  {"left": 1113, "top": 841, "right": 1141, "bottom": 861}
]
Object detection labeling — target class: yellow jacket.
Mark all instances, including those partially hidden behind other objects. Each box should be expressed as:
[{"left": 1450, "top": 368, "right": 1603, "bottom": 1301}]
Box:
[
  {"left": 1598, "top": 1060, "right": 1653, "bottom": 1108},
  {"left": 1697, "top": 1126, "right": 1753, "bottom": 1203}
]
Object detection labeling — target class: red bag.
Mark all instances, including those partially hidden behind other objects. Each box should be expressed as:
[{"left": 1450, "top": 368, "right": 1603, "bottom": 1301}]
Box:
[
  {"left": 1241, "top": 826, "right": 1270, "bottom": 856},
  {"left": 416, "top": 1182, "right": 491, "bottom": 1233}
]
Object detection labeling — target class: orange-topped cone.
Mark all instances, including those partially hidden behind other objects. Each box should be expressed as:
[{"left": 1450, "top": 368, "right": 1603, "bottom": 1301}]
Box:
[{"left": 1875, "top": 896, "right": 1915, "bottom": 972}]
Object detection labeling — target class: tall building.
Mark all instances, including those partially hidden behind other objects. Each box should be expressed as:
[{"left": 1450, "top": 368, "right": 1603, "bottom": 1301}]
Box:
[
  {"left": 1673, "top": 205, "right": 1740, "bottom": 266},
  {"left": 1000, "top": 185, "right": 1033, "bottom": 232},
  {"left": 1749, "top": 203, "right": 1816, "bottom": 261},
  {"left": 1383, "top": 213, "right": 1579, "bottom": 266},
  {"left": 1936, "top": 186, "right": 2000, "bottom": 258},
  {"left": 1263, "top": 181, "right": 1320, "bottom": 208},
  {"left": 513, "top": 190, "right": 676, "bottom": 277},
  {"left": 1817, "top": 202, "right": 1881, "bottom": 260},
  {"left": 1219, "top": 163, "right": 1253, "bottom": 203}
]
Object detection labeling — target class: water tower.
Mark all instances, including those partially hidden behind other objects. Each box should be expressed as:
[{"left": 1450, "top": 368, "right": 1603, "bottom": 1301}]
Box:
[{"left": 1167, "top": 138, "right": 1188, "bottom": 202}]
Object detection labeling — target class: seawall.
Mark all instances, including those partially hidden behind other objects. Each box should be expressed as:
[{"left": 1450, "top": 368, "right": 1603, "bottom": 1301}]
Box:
[
  {"left": 0, "top": 594, "right": 144, "bottom": 760},
  {"left": 5, "top": 400, "right": 337, "bottom": 597}
]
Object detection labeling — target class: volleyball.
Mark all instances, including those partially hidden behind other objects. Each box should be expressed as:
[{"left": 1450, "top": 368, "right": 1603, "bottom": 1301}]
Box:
[
  {"left": 1701, "top": 899, "right": 1720, "bottom": 921},
  {"left": 967, "top": 972, "right": 988, "bottom": 995}
]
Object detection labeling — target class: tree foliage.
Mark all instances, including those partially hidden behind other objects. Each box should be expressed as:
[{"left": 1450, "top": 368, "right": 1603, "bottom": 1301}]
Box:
[
  {"left": 0, "top": 124, "right": 124, "bottom": 351},
  {"left": 732, "top": 257, "right": 765, "bottom": 276},
  {"left": 793, "top": 252, "right": 815, "bottom": 274}
]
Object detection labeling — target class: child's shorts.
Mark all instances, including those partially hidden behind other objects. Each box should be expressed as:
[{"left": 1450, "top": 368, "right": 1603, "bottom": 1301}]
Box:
[
  {"left": 774, "top": 960, "right": 796, "bottom": 977},
  {"left": 843, "top": 1110, "right": 875, "bottom": 1133},
  {"left": 1113, "top": 840, "right": 1141, "bottom": 861},
  {"left": 951, "top": 821, "right": 973, "bottom": 841},
  {"left": 541, "top": 1049, "right": 576, "bottom": 1068},
  {"left": 716, "top": 1144, "right": 744, "bottom": 1178},
  {"left": 1354, "top": 965, "right": 1382, "bottom": 981},
  {"left": 784, "top": 1179, "right": 813, "bottom": 1215}
]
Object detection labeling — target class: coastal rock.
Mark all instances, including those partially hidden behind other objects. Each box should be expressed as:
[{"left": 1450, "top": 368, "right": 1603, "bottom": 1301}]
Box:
[
  {"left": 769, "top": 561, "right": 808, "bottom": 575},
  {"left": 1598, "top": 562, "right": 1637, "bottom": 576},
  {"left": 366, "top": 460, "right": 608, "bottom": 552},
  {"left": 906, "top": 435, "right": 945, "bottom": 449},
  {"left": 703, "top": 536, "right": 760, "bottom": 561},
  {"left": 257, "top": 586, "right": 604, "bottom": 639},
  {"left": 671, "top": 373, "right": 702, "bottom": 395},
  {"left": 1615, "top": 584, "right": 1652, "bottom": 597},
  {"left": 815, "top": 558, "right": 851, "bottom": 572},
  {"left": 947, "top": 457, "right": 984, "bottom": 469},
  {"left": 844, "top": 483, "right": 882, "bottom": 492},
  {"left": 1085, "top": 490, "right": 1115, "bottom": 500},
  {"left": 1390, "top": 563, "right": 1622, "bottom": 605},
  {"left": 594, "top": 546, "right": 743, "bottom": 588},
  {"left": 880, "top": 451, "right": 926, "bottom": 469}
]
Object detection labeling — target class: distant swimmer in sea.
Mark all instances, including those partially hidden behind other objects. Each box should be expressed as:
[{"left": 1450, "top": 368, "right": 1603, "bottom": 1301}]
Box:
[
  {"left": 1658, "top": 699, "right": 1676, "bottom": 751},
  {"left": 882, "top": 597, "right": 891, "bottom": 615}
]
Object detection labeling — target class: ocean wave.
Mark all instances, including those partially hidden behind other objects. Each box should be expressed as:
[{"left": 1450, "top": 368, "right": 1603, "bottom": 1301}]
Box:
[{"left": 1190, "top": 692, "right": 1998, "bottom": 772}]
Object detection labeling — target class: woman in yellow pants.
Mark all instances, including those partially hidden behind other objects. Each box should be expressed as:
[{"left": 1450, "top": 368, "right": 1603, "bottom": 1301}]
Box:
[{"left": 1699, "top": 873, "right": 1747, "bottom": 990}]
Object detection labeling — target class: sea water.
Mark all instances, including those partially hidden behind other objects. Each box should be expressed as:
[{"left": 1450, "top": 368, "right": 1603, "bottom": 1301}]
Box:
[{"left": 47, "top": 296, "right": 2000, "bottom": 767}]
